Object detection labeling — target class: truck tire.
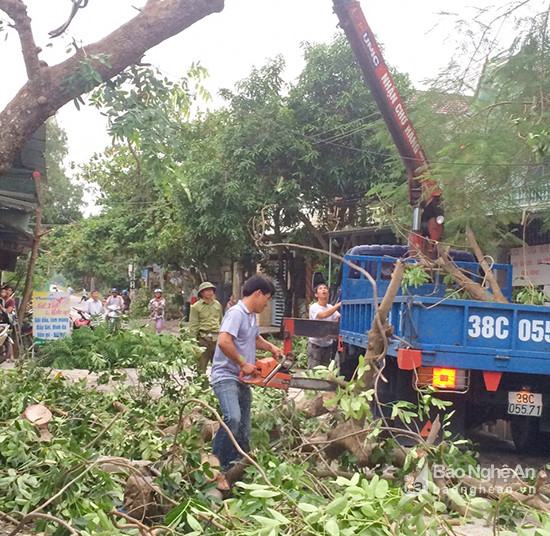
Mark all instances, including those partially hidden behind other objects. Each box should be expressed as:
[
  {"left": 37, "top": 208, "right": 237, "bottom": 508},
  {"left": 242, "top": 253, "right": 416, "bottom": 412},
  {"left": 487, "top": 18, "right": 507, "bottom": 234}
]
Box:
[
  {"left": 510, "top": 417, "right": 543, "bottom": 454},
  {"left": 338, "top": 344, "right": 359, "bottom": 381}
]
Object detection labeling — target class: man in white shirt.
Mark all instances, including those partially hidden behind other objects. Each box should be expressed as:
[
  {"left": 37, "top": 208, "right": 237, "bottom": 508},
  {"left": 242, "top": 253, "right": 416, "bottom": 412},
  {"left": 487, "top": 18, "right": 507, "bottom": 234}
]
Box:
[
  {"left": 105, "top": 289, "right": 124, "bottom": 312},
  {"left": 308, "top": 284, "right": 341, "bottom": 369},
  {"left": 85, "top": 291, "right": 105, "bottom": 316}
]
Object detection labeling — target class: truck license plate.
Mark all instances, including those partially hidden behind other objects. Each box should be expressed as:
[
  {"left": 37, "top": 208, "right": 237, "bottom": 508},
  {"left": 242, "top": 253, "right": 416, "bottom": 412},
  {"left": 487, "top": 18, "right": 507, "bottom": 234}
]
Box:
[{"left": 508, "top": 391, "right": 542, "bottom": 417}]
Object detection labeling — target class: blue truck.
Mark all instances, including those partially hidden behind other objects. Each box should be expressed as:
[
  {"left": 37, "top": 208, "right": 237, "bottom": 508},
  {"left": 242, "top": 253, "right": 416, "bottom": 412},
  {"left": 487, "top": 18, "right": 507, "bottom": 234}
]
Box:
[
  {"left": 284, "top": 245, "right": 550, "bottom": 453},
  {"left": 283, "top": 1, "right": 550, "bottom": 453},
  {"left": 336, "top": 244, "right": 550, "bottom": 453}
]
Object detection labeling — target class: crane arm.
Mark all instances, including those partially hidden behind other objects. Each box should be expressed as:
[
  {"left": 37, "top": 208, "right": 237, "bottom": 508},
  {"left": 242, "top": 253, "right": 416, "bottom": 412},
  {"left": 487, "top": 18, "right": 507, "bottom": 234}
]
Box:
[{"left": 332, "top": 0, "right": 443, "bottom": 248}]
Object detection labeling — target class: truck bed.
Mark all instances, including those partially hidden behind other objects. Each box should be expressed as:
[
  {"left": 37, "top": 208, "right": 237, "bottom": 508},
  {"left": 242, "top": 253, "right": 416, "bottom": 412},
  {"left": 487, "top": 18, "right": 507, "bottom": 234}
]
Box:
[
  {"left": 340, "top": 252, "right": 550, "bottom": 376},
  {"left": 341, "top": 295, "right": 550, "bottom": 375}
]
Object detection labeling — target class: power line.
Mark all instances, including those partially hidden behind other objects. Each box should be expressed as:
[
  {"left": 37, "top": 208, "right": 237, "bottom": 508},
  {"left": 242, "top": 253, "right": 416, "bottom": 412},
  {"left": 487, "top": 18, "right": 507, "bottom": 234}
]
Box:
[
  {"left": 321, "top": 139, "right": 550, "bottom": 169},
  {"left": 306, "top": 110, "right": 381, "bottom": 141}
]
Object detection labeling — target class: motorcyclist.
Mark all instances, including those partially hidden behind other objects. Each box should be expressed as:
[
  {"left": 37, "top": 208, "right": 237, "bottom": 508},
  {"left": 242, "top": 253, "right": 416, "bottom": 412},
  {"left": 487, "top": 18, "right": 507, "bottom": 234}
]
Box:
[
  {"left": 122, "top": 289, "right": 131, "bottom": 313},
  {"left": 105, "top": 288, "right": 123, "bottom": 311},
  {"left": 105, "top": 288, "right": 123, "bottom": 332}
]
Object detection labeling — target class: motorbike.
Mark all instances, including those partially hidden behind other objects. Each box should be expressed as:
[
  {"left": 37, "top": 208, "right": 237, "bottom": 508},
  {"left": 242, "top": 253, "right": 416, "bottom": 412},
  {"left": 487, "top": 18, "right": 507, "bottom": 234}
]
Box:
[
  {"left": 0, "top": 323, "right": 13, "bottom": 364},
  {"left": 73, "top": 308, "right": 92, "bottom": 330},
  {"left": 106, "top": 304, "right": 121, "bottom": 332}
]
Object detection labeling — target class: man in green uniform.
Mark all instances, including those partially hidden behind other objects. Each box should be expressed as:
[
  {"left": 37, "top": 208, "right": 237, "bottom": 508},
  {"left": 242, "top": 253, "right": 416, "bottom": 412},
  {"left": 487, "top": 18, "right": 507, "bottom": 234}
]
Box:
[{"left": 189, "top": 281, "right": 223, "bottom": 373}]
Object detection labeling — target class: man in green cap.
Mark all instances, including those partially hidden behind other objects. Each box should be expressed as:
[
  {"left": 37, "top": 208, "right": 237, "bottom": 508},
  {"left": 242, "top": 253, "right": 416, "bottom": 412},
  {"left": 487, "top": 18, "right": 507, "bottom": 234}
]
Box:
[{"left": 189, "top": 281, "right": 223, "bottom": 373}]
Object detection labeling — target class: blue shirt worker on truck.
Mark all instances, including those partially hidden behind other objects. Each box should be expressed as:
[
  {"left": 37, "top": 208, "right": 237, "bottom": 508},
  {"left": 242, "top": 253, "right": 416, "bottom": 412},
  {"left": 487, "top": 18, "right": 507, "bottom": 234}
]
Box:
[
  {"left": 308, "top": 284, "right": 341, "bottom": 369},
  {"left": 209, "top": 275, "right": 283, "bottom": 489}
]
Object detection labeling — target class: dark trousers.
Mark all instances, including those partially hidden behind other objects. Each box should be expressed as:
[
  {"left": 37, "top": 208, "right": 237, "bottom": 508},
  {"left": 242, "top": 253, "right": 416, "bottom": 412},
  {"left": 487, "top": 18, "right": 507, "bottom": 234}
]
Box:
[
  {"left": 197, "top": 336, "right": 217, "bottom": 373},
  {"left": 307, "top": 341, "right": 334, "bottom": 369}
]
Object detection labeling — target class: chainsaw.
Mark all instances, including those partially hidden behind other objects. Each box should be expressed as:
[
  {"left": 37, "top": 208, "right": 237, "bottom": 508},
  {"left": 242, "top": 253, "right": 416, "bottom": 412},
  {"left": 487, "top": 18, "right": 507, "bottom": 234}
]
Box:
[{"left": 239, "top": 355, "right": 338, "bottom": 391}]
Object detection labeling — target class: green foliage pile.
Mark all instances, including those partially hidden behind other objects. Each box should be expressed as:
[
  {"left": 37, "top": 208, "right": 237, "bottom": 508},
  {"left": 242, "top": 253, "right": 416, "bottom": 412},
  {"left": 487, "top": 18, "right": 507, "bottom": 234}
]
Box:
[
  {"left": 265, "top": 335, "right": 309, "bottom": 369},
  {"left": 37, "top": 324, "right": 192, "bottom": 371},
  {"left": 0, "top": 364, "right": 211, "bottom": 534},
  {"left": 1, "top": 358, "right": 548, "bottom": 536}
]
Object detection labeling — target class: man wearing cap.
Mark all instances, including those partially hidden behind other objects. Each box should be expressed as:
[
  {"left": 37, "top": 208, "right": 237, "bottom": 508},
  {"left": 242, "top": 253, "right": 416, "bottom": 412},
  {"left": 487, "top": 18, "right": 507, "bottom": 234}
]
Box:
[
  {"left": 189, "top": 282, "right": 223, "bottom": 373},
  {"left": 105, "top": 289, "right": 124, "bottom": 313}
]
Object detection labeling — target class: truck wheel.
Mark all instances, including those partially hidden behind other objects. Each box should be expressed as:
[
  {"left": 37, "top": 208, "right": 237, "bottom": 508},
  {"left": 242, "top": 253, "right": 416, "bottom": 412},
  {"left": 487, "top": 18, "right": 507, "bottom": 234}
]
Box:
[
  {"left": 338, "top": 345, "right": 359, "bottom": 381},
  {"left": 510, "top": 417, "right": 542, "bottom": 454}
]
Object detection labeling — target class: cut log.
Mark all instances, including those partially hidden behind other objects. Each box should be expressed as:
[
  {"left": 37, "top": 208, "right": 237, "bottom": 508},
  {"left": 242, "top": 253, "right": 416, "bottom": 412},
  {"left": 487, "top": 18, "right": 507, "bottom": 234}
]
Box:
[
  {"left": 123, "top": 469, "right": 167, "bottom": 522},
  {"left": 295, "top": 392, "right": 337, "bottom": 419}
]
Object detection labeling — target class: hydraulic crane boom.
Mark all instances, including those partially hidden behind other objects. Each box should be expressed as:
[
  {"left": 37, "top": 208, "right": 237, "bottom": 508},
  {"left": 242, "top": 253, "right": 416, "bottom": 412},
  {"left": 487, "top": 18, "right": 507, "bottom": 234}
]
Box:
[{"left": 332, "top": 0, "right": 444, "bottom": 250}]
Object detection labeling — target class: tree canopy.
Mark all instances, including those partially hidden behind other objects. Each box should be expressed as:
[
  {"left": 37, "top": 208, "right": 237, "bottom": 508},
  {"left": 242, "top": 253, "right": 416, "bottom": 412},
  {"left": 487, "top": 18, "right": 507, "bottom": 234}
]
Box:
[
  {"left": 36, "top": 1, "right": 550, "bottom": 287},
  {"left": 43, "top": 35, "right": 405, "bottom": 285},
  {"left": 370, "top": 3, "right": 550, "bottom": 253},
  {"left": 0, "top": 0, "right": 224, "bottom": 174}
]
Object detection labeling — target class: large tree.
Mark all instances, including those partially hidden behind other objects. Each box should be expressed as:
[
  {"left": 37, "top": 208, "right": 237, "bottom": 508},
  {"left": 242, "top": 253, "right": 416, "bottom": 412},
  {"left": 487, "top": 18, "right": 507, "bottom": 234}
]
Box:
[
  {"left": 43, "top": 118, "right": 83, "bottom": 225},
  {"left": 44, "top": 36, "right": 406, "bottom": 285},
  {"left": 0, "top": 0, "right": 223, "bottom": 174}
]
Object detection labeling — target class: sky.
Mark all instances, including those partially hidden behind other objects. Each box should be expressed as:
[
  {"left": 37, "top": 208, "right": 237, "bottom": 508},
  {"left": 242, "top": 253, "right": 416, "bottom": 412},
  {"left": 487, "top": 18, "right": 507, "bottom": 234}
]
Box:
[{"left": 0, "top": 0, "right": 537, "bottom": 170}]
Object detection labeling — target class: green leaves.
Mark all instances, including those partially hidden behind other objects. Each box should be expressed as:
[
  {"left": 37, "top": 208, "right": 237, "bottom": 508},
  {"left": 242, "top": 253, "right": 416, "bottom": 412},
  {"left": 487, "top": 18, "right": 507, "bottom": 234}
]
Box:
[
  {"left": 48, "top": 35, "right": 404, "bottom": 279},
  {"left": 402, "top": 264, "right": 431, "bottom": 292},
  {"left": 236, "top": 482, "right": 281, "bottom": 498},
  {"left": 515, "top": 283, "right": 550, "bottom": 305}
]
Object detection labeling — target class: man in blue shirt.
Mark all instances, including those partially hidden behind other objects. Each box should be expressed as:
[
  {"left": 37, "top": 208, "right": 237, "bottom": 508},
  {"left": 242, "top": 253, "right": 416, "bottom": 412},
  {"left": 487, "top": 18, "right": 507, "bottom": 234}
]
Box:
[{"left": 210, "top": 275, "right": 283, "bottom": 488}]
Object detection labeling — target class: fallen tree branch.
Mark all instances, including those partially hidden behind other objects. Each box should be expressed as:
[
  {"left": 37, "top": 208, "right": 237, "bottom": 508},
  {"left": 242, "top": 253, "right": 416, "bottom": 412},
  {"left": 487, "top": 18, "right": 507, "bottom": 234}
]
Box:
[
  {"left": 109, "top": 509, "right": 153, "bottom": 536},
  {"left": 7, "top": 462, "right": 95, "bottom": 536},
  {"left": 434, "top": 247, "right": 491, "bottom": 302},
  {"left": 466, "top": 226, "right": 508, "bottom": 303},
  {"left": 8, "top": 512, "right": 81, "bottom": 536},
  {"left": 177, "top": 398, "right": 273, "bottom": 487},
  {"left": 83, "top": 409, "right": 126, "bottom": 451},
  {"left": 355, "top": 260, "right": 405, "bottom": 393}
]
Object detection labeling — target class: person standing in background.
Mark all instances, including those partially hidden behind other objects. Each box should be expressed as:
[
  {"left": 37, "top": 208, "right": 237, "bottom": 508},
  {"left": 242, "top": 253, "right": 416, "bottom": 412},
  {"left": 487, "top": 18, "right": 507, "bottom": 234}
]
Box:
[
  {"left": 307, "top": 284, "right": 341, "bottom": 369},
  {"left": 149, "top": 289, "right": 165, "bottom": 334},
  {"left": 122, "top": 290, "right": 131, "bottom": 313},
  {"left": 189, "top": 282, "right": 223, "bottom": 373}
]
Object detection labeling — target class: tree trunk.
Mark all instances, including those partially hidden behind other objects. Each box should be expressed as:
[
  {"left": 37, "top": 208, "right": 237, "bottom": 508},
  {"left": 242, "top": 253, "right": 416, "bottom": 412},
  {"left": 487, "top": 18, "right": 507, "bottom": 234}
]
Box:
[
  {"left": 18, "top": 174, "right": 43, "bottom": 326},
  {"left": 355, "top": 259, "right": 405, "bottom": 393},
  {"left": 434, "top": 246, "right": 492, "bottom": 302},
  {"left": 297, "top": 211, "right": 328, "bottom": 250}
]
